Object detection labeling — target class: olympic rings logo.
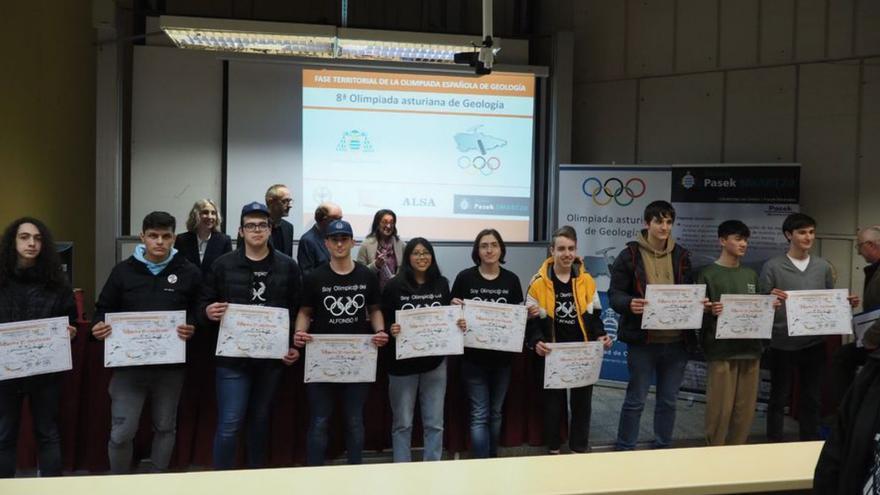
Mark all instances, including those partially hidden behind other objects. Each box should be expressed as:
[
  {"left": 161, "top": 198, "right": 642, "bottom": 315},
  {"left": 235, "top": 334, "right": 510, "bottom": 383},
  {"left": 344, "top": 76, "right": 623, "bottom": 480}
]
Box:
[
  {"left": 323, "top": 294, "right": 365, "bottom": 317},
  {"left": 400, "top": 301, "right": 442, "bottom": 310},
  {"left": 470, "top": 296, "right": 508, "bottom": 303},
  {"left": 556, "top": 301, "right": 578, "bottom": 319},
  {"left": 458, "top": 156, "right": 502, "bottom": 176},
  {"left": 581, "top": 177, "right": 646, "bottom": 206}
]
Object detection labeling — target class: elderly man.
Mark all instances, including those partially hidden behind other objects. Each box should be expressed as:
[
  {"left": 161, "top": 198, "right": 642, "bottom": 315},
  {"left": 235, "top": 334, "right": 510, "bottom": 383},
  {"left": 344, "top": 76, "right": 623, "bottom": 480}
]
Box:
[
  {"left": 297, "top": 202, "right": 342, "bottom": 275},
  {"left": 827, "top": 225, "right": 880, "bottom": 415},
  {"left": 265, "top": 184, "right": 294, "bottom": 257}
]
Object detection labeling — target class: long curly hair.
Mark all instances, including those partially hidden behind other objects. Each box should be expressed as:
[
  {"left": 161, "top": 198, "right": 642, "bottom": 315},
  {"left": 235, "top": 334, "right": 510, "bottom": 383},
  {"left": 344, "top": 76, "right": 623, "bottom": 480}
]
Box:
[{"left": 0, "top": 217, "right": 68, "bottom": 289}]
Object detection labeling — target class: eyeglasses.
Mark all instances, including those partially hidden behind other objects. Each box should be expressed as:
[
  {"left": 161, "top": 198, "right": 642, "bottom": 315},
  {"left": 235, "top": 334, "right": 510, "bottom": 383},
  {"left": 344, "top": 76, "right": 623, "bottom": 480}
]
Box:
[
  {"left": 242, "top": 222, "right": 270, "bottom": 232},
  {"left": 280, "top": 198, "right": 293, "bottom": 204},
  {"left": 411, "top": 251, "right": 432, "bottom": 258}
]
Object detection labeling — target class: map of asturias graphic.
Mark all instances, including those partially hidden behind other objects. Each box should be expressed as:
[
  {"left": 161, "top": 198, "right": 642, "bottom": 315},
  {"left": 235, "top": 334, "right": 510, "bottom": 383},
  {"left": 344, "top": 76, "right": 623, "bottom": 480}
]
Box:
[{"left": 454, "top": 126, "right": 507, "bottom": 155}]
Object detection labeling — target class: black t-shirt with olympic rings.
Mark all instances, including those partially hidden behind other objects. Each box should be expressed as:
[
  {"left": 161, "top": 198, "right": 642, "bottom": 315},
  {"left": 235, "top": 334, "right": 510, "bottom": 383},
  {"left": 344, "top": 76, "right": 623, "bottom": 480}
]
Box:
[
  {"left": 552, "top": 273, "right": 583, "bottom": 343},
  {"left": 302, "top": 262, "right": 380, "bottom": 335}
]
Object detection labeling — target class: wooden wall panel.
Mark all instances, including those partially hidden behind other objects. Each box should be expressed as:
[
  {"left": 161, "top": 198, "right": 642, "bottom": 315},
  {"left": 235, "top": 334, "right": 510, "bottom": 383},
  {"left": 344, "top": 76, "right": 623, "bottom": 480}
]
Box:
[
  {"left": 573, "top": 0, "right": 626, "bottom": 82},
  {"left": 795, "top": 0, "right": 826, "bottom": 60},
  {"left": 859, "top": 59, "right": 880, "bottom": 228},
  {"left": 719, "top": 0, "right": 760, "bottom": 67},
  {"left": 797, "top": 62, "right": 860, "bottom": 235},
  {"left": 760, "top": 0, "right": 795, "bottom": 64},
  {"left": 676, "top": 0, "right": 719, "bottom": 72},
  {"left": 626, "top": 0, "right": 675, "bottom": 76},
  {"left": 827, "top": 0, "right": 855, "bottom": 58},
  {"left": 638, "top": 73, "right": 724, "bottom": 163},
  {"left": 724, "top": 66, "right": 796, "bottom": 162},
  {"left": 572, "top": 80, "right": 638, "bottom": 163}
]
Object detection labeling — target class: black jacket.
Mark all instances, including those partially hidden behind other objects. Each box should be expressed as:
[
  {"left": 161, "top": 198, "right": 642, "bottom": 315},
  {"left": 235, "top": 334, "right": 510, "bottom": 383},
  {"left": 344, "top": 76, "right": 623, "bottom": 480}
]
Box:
[
  {"left": 814, "top": 351, "right": 880, "bottom": 494},
  {"left": 0, "top": 269, "right": 76, "bottom": 325},
  {"left": 271, "top": 219, "right": 294, "bottom": 258},
  {"left": 174, "top": 231, "right": 233, "bottom": 275},
  {"left": 199, "top": 248, "right": 301, "bottom": 366},
  {"left": 608, "top": 240, "right": 696, "bottom": 346},
  {"left": 93, "top": 254, "right": 202, "bottom": 326}
]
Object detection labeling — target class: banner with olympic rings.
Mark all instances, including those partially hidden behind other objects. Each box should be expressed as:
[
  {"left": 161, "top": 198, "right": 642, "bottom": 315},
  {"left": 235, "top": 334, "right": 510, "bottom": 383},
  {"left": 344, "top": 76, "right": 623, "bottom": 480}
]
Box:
[{"left": 558, "top": 164, "right": 800, "bottom": 391}]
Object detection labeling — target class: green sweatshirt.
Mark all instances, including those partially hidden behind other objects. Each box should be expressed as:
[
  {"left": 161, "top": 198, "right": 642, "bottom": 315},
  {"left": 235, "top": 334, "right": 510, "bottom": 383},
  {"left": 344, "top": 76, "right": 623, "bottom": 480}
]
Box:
[{"left": 697, "top": 263, "right": 764, "bottom": 361}]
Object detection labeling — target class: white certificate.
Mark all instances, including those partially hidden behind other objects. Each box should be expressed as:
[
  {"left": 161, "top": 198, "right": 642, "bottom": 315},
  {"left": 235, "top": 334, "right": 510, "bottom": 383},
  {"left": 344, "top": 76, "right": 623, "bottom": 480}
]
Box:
[
  {"left": 0, "top": 317, "right": 71, "bottom": 381},
  {"left": 786, "top": 289, "right": 852, "bottom": 336},
  {"left": 304, "top": 334, "right": 377, "bottom": 383},
  {"left": 853, "top": 309, "right": 880, "bottom": 347},
  {"left": 216, "top": 304, "right": 289, "bottom": 359},
  {"left": 104, "top": 311, "right": 186, "bottom": 367},
  {"left": 395, "top": 305, "right": 463, "bottom": 360},
  {"left": 715, "top": 294, "right": 777, "bottom": 339},
  {"left": 641, "top": 284, "right": 706, "bottom": 330},
  {"left": 543, "top": 341, "right": 604, "bottom": 389},
  {"left": 462, "top": 299, "right": 527, "bottom": 353}
]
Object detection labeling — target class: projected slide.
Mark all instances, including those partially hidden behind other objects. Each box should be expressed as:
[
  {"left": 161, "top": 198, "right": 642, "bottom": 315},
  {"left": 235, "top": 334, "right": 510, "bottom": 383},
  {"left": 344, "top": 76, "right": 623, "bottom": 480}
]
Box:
[{"left": 302, "top": 69, "right": 535, "bottom": 241}]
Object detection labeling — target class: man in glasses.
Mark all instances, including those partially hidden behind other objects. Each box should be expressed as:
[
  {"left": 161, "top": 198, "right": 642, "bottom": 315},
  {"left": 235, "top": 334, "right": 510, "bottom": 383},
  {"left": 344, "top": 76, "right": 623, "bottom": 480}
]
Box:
[
  {"left": 200, "top": 201, "right": 301, "bottom": 469},
  {"left": 265, "top": 184, "right": 295, "bottom": 257}
]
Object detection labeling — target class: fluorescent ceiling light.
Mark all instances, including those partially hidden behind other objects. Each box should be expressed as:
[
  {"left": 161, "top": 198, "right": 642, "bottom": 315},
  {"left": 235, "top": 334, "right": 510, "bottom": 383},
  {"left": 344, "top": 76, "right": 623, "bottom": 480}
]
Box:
[
  {"left": 160, "top": 16, "right": 335, "bottom": 57},
  {"left": 336, "top": 28, "right": 500, "bottom": 64},
  {"left": 159, "top": 16, "right": 501, "bottom": 64}
]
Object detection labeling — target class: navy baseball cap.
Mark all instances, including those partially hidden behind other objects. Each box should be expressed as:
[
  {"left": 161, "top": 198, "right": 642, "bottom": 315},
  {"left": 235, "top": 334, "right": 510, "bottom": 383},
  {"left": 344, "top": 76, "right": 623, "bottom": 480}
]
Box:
[
  {"left": 325, "top": 219, "right": 353, "bottom": 237},
  {"left": 240, "top": 201, "right": 270, "bottom": 220}
]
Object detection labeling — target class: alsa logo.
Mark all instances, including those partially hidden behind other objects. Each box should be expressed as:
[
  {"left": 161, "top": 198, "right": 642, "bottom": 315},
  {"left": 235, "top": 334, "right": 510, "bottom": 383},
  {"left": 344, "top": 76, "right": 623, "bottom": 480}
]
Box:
[{"left": 402, "top": 197, "right": 436, "bottom": 207}]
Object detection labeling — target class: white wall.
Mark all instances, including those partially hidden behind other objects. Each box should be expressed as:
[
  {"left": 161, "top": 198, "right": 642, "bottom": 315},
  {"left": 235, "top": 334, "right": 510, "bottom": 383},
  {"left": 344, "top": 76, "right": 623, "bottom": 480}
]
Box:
[{"left": 131, "top": 46, "right": 223, "bottom": 234}]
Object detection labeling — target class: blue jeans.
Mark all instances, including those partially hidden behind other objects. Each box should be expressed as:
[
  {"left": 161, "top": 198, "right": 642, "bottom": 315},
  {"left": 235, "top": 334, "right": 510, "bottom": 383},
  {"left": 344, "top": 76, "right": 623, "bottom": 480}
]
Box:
[
  {"left": 461, "top": 360, "right": 511, "bottom": 458},
  {"left": 615, "top": 342, "right": 689, "bottom": 450},
  {"left": 108, "top": 367, "right": 185, "bottom": 473},
  {"left": 0, "top": 374, "right": 62, "bottom": 478},
  {"left": 213, "top": 364, "right": 283, "bottom": 469},
  {"left": 306, "top": 382, "right": 370, "bottom": 466},
  {"left": 388, "top": 359, "right": 447, "bottom": 462}
]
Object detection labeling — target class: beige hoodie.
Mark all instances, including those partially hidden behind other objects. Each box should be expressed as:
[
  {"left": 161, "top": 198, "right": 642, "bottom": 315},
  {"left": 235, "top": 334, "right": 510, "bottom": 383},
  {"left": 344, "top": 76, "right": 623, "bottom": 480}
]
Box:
[{"left": 636, "top": 231, "right": 682, "bottom": 343}]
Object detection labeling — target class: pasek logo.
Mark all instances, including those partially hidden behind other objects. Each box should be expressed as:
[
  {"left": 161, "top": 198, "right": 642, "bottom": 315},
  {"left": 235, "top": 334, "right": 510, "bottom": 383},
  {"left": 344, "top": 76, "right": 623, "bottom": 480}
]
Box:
[{"left": 582, "top": 177, "right": 646, "bottom": 206}]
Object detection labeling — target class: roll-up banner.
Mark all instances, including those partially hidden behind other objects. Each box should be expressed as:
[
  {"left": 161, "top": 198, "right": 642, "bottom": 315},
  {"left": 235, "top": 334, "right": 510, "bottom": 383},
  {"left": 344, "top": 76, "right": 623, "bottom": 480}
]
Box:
[{"left": 557, "top": 164, "right": 800, "bottom": 394}]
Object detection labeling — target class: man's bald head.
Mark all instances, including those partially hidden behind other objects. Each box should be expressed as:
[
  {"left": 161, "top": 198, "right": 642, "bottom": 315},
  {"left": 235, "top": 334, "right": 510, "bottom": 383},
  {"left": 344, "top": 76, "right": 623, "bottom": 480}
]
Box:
[{"left": 314, "top": 202, "right": 342, "bottom": 230}]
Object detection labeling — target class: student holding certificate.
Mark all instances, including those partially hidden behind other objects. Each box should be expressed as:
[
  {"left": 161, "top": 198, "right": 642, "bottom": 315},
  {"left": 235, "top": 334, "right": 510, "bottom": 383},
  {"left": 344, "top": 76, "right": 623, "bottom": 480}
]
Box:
[
  {"left": 293, "top": 219, "right": 388, "bottom": 466},
  {"left": 451, "top": 228, "right": 527, "bottom": 459},
  {"left": 526, "top": 226, "right": 612, "bottom": 454},
  {"left": 697, "top": 220, "right": 781, "bottom": 446},
  {"left": 201, "top": 202, "right": 301, "bottom": 470},
  {"left": 0, "top": 218, "right": 77, "bottom": 478},
  {"left": 759, "top": 213, "right": 859, "bottom": 442},
  {"left": 381, "top": 237, "right": 465, "bottom": 462},
  {"left": 609, "top": 200, "right": 699, "bottom": 451},
  {"left": 91, "top": 212, "right": 201, "bottom": 474}
]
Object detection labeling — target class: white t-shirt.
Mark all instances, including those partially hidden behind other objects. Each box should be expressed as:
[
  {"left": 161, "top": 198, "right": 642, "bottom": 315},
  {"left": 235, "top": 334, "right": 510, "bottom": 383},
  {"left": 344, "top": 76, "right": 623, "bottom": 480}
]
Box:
[{"left": 787, "top": 254, "right": 810, "bottom": 272}]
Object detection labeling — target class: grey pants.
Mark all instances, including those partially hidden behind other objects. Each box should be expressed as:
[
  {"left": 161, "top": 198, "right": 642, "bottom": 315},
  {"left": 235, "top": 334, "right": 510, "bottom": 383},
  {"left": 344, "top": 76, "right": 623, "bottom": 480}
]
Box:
[{"left": 108, "top": 367, "right": 185, "bottom": 474}]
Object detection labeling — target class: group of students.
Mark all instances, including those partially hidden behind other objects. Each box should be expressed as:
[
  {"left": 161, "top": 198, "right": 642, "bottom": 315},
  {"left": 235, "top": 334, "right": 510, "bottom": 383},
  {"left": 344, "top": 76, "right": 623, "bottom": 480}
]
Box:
[{"left": 1, "top": 187, "right": 878, "bottom": 493}]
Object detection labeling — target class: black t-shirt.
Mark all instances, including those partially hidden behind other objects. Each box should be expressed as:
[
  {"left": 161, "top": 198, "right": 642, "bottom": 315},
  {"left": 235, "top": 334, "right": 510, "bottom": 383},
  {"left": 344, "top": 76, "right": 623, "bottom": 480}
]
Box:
[
  {"left": 552, "top": 273, "right": 583, "bottom": 343},
  {"left": 302, "top": 262, "right": 380, "bottom": 334},
  {"left": 381, "top": 275, "right": 451, "bottom": 376},
  {"left": 247, "top": 256, "right": 272, "bottom": 306},
  {"left": 451, "top": 266, "right": 524, "bottom": 368}
]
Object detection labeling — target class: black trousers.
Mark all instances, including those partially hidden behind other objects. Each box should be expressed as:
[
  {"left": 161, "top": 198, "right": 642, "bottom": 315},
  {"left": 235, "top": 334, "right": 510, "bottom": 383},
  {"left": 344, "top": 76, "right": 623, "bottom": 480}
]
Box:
[
  {"left": 542, "top": 385, "right": 594, "bottom": 452},
  {"left": 828, "top": 342, "right": 868, "bottom": 414},
  {"left": 766, "top": 343, "right": 826, "bottom": 442}
]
